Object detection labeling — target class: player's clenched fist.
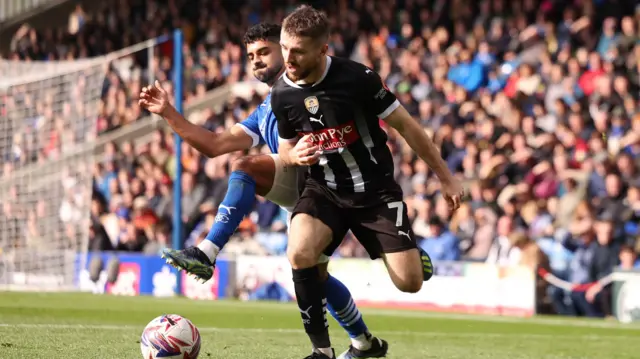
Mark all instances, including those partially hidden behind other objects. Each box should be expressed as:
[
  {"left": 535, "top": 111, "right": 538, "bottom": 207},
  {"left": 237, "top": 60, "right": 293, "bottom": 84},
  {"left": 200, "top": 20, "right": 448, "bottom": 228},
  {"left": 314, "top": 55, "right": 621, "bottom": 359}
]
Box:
[
  {"left": 290, "top": 134, "right": 321, "bottom": 166},
  {"left": 139, "top": 80, "right": 169, "bottom": 116},
  {"left": 441, "top": 178, "right": 466, "bottom": 211}
]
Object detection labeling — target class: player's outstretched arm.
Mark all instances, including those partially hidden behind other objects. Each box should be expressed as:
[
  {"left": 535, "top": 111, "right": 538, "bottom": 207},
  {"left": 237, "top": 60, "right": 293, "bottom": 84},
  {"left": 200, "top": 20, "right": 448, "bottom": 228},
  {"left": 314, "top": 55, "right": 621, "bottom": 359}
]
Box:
[
  {"left": 384, "top": 105, "right": 465, "bottom": 209},
  {"left": 384, "top": 105, "right": 452, "bottom": 181},
  {"left": 139, "top": 81, "right": 253, "bottom": 158}
]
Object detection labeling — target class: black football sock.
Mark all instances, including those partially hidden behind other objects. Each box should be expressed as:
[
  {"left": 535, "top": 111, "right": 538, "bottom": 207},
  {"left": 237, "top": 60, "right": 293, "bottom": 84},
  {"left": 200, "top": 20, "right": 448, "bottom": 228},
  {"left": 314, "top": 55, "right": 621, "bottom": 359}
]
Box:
[{"left": 292, "top": 266, "right": 331, "bottom": 350}]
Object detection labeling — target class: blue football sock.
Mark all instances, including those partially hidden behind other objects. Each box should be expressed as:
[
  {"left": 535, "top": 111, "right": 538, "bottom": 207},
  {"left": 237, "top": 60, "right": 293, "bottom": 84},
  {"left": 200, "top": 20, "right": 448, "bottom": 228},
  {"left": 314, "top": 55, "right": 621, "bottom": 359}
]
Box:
[
  {"left": 204, "top": 171, "right": 256, "bottom": 250},
  {"left": 325, "top": 274, "right": 368, "bottom": 338}
]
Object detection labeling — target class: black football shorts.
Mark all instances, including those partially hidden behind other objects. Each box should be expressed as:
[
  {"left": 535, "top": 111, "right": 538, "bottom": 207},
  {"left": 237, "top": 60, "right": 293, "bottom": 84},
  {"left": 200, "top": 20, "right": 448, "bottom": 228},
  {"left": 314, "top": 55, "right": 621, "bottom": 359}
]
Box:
[{"left": 291, "top": 181, "right": 417, "bottom": 259}]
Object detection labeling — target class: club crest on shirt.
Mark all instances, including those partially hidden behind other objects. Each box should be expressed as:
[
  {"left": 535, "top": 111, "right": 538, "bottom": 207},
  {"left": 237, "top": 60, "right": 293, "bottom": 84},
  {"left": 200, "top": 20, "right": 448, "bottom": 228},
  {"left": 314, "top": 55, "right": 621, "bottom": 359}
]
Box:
[{"left": 304, "top": 96, "right": 319, "bottom": 114}]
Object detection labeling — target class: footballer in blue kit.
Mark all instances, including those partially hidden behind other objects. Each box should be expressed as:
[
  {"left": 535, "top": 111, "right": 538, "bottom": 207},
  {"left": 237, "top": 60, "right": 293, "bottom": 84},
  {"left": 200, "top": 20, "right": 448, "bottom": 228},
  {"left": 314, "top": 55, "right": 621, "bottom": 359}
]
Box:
[
  {"left": 238, "top": 92, "right": 279, "bottom": 154},
  {"left": 140, "top": 23, "right": 399, "bottom": 359}
]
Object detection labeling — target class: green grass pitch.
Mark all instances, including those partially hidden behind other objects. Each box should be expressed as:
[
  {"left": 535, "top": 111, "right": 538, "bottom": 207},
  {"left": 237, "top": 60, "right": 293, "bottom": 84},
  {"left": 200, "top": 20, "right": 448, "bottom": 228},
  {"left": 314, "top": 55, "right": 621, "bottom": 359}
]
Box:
[{"left": 0, "top": 292, "right": 639, "bottom": 358}]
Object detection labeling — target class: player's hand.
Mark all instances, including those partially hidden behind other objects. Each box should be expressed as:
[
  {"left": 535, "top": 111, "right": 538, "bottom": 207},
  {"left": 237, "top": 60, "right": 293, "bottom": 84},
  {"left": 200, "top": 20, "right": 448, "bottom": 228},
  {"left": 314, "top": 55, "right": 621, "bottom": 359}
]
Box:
[
  {"left": 139, "top": 80, "right": 169, "bottom": 116},
  {"left": 291, "top": 135, "right": 321, "bottom": 165},
  {"left": 441, "top": 178, "right": 465, "bottom": 211},
  {"left": 585, "top": 283, "right": 602, "bottom": 303}
]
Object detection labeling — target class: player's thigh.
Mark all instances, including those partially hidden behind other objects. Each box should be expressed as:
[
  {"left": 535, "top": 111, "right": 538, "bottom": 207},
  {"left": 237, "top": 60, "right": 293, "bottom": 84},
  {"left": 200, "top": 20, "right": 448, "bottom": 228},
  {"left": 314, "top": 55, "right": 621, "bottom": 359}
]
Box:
[
  {"left": 230, "top": 154, "right": 277, "bottom": 196},
  {"left": 287, "top": 213, "right": 333, "bottom": 269},
  {"left": 288, "top": 187, "right": 345, "bottom": 269},
  {"left": 349, "top": 200, "right": 423, "bottom": 293},
  {"left": 262, "top": 154, "right": 300, "bottom": 209}
]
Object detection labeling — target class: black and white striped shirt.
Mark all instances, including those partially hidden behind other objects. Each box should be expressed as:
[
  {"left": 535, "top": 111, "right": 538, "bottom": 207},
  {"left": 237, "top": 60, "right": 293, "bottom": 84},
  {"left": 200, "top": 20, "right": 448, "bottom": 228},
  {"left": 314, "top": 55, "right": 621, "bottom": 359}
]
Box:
[{"left": 273, "top": 56, "right": 400, "bottom": 198}]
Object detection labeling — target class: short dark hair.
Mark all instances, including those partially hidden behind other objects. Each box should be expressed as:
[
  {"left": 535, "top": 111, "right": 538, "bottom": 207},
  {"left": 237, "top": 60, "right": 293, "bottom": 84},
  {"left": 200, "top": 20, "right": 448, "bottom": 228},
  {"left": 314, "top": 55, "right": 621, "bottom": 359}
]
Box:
[
  {"left": 282, "top": 5, "right": 329, "bottom": 41},
  {"left": 620, "top": 244, "right": 636, "bottom": 255},
  {"left": 243, "top": 23, "right": 281, "bottom": 45}
]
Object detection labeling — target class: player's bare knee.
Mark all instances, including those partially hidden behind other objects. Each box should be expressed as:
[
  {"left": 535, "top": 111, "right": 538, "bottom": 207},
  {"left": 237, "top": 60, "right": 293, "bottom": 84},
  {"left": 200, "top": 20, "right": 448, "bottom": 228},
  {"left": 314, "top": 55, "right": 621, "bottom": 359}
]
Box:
[
  {"left": 384, "top": 249, "right": 423, "bottom": 293},
  {"left": 395, "top": 277, "right": 423, "bottom": 293},
  {"left": 231, "top": 155, "right": 275, "bottom": 195},
  {"left": 386, "top": 269, "right": 423, "bottom": 293},
  {"left": 287, "top": 246, "right": 318, "bottom": 269},
  {"left": 288, "top": 214, "right": 333, "bottom": 269},
  {"left": 230, "top": 156, "right": 256, "bottom": 174}
]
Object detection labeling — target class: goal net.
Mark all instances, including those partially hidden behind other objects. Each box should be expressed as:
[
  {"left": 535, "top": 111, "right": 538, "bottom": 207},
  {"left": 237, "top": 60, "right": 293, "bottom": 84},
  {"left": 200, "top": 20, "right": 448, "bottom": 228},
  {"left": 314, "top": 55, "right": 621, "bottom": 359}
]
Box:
[{"left": 0, "top": 58, "right": 107, "bottom": 291}]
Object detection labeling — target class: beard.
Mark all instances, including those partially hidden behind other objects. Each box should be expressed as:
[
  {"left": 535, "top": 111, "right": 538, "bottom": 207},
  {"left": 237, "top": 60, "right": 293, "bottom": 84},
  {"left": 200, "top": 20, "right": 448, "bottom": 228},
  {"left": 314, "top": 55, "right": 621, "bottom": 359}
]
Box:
[
  {"left": 253, "top": 65, "right": 282, "bottom": 84},
  {"left": 286, "top": 66, "right": 313, "bottom": 82}
]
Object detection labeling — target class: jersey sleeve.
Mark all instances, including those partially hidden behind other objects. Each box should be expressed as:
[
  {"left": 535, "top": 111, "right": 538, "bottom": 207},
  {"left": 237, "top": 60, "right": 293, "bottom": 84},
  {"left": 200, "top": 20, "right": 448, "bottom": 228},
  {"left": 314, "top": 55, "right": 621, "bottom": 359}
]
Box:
[
  {"left": 359, "top": 67, "right": 400, "bottom": 120},
  {"left": 271, "top": 87, "right": 298, "bottom": 143},
  {"left": 237, "top": 107, "right": 264, "bottom": 148}
]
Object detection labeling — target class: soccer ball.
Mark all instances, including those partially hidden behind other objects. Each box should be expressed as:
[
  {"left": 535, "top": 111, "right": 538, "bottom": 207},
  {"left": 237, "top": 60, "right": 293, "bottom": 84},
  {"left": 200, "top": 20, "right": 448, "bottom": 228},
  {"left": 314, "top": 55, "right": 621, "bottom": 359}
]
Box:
[{"left": 140, "top": 314, "right": 201, "bottom": 359}]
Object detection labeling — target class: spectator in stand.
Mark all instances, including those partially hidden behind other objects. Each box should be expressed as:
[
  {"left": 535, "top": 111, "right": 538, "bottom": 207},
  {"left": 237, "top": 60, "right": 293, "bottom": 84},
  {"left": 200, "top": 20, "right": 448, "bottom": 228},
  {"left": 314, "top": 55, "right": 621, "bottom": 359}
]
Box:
[
  {"left": 558, "top": 225, "right": 599, "bottom": 317},
  {"left": 619, "top": 244, "right": 640, "bottom": 270},
  {"left": 582, "top": 216, "right": 620, "bottom": 318},
  {"left": 486, "top": 216, "right": 522, "bottom": 266},
  {"left": 418, "top": 216, "right": 460, "bottom": 261},
  {"left": 68, "top": 4, "right": 87, "bottom": 36}
]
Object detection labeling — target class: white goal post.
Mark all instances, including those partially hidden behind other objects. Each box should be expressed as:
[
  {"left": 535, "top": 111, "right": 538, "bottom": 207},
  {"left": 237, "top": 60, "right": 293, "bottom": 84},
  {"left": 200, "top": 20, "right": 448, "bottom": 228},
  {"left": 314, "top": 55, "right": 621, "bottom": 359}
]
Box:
[{"left": 0, "top": 39, "right": 163, "bottom": 291}]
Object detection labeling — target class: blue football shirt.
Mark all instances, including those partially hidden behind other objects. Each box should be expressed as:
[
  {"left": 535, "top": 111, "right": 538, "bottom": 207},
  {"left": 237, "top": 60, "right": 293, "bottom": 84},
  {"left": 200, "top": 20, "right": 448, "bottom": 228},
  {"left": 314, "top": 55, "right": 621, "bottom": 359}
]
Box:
[{"left": 237, "top": 93, "right": 280, "bottom": 153}]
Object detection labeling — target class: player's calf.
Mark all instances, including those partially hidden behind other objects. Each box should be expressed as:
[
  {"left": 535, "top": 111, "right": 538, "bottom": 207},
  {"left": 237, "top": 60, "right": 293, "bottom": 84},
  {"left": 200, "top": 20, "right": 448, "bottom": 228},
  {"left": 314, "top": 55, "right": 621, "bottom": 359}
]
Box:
[
  {"left": 289, "top": 213, "right": 336, "bottom": 357},
  {"left": 325, "top": 275, "right": 374, "bottom": 351},
  {"left": 197, "top": 170, "right": 257, "bottom": 261},
  {"left": 166, "top": 164, "right": 262, "bottom": 281},
  {"left": 196, "top": 153, "right": 278, "bottom": 265},
  {"left": 320, "top": 262, "right": 384, "bottom": 356},
  {"left": 351, "top": 198, "right": 431, "bottom": 293}
]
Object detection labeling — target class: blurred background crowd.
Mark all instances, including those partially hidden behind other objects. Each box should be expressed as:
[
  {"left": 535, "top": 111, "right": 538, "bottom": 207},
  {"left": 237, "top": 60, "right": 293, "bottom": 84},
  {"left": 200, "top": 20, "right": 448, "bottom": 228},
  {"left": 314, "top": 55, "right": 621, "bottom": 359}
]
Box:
[{"left": 1, "top": 0, "right": 640, "bottom": 317}]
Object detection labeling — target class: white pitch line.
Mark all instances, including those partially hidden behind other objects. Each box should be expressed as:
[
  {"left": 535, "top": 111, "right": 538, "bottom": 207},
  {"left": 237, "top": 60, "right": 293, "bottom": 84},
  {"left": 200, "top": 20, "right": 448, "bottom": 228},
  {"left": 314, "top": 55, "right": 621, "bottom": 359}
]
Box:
[
  {"left": 3, "top": 295, "right": 640, "bottom": 331},
  {"left": 362, "top": 308, "right": 640, "bottom": 330},
  {"left": 98, "top": 299, "right": 640, "bottom": 331},
  {"left": 0, "top": 323, "right": 636, "bottom": 340}
]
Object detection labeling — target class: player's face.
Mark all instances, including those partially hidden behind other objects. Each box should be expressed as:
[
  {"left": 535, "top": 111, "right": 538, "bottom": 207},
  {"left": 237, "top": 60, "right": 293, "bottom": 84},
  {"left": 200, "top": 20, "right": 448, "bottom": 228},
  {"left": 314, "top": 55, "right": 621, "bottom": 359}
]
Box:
[
  {"left": 246, "top": 40, "right": 284, "bottom": 85},
  {"left": 280, "top": 31, "right": 327, "bottom": 82}
]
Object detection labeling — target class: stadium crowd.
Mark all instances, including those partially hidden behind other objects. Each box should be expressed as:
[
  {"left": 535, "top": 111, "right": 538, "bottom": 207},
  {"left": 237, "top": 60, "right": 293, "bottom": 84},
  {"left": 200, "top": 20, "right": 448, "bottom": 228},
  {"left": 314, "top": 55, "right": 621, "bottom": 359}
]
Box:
[{"left": 1, "top": 0, "right": 640, "bottom": 317}]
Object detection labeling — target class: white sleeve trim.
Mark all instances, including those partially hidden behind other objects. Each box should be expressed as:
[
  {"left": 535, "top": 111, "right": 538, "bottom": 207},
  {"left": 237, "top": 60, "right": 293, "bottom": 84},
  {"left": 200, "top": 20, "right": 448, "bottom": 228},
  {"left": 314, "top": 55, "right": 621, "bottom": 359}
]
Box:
[
  {"left": 378, "top": 99, "right": 401, "bottom": 119},
  {"left": 278, "top": 135, "right": 299, "bottom": 143},
  {"left": 237, "top": 124, "right": 260, "bottom": 147}
]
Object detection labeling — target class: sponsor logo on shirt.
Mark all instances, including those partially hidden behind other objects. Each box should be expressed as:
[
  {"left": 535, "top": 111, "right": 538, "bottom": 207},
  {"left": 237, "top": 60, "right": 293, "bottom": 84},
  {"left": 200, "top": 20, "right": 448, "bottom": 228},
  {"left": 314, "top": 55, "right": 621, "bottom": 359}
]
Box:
[{"left": 301, "top": 121, "right": 359, "bottom": 153}]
